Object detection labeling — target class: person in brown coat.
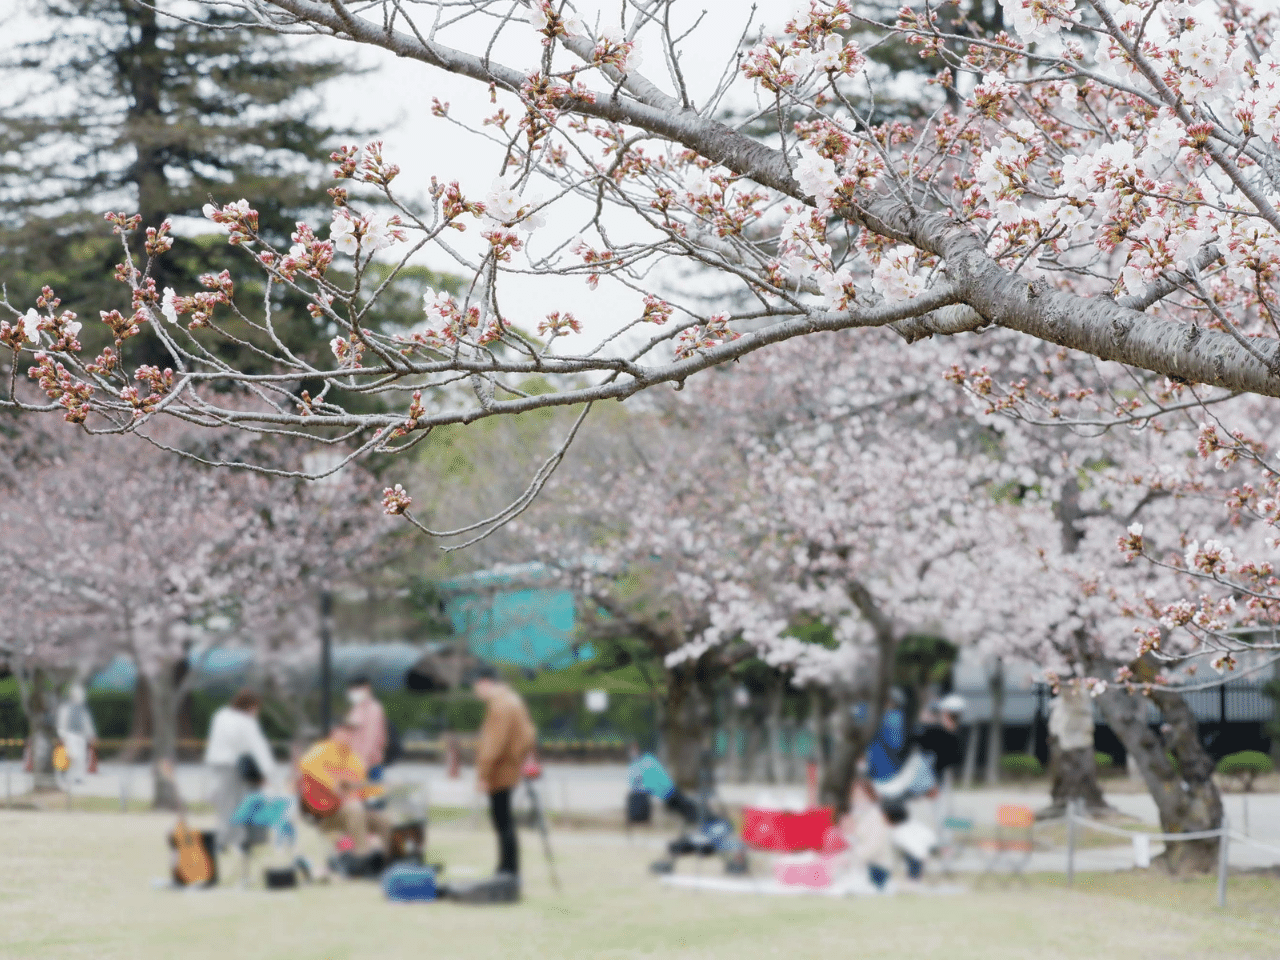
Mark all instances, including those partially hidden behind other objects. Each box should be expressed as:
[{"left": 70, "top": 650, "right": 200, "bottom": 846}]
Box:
[{"left": 473, "top": 665, "right": 537, "bottom": 880}]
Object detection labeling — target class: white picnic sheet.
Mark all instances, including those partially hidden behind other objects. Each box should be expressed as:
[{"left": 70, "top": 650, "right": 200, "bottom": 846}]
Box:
[{"left": 658, "top": 873, "right": 964, "bottom": 898}]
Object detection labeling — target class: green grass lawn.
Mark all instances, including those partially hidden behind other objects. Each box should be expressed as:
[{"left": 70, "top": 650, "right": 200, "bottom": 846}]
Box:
[{"left": 1, "top": 808, "right": 1277, "bottom": 960}]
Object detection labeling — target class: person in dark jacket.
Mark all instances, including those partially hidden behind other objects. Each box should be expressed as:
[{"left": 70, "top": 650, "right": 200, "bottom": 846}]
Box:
[{"left": 914, "top": 693, "right": 966, "bottom": 786}]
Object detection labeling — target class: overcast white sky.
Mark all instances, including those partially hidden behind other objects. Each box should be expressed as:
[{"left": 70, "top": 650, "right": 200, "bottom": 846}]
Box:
[{"left": 309, "top": 0, "right": 796, "bottom": 341}]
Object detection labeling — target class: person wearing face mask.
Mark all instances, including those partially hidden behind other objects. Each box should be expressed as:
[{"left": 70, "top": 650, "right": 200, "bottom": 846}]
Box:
[
  {"left": 342, "top": 676, "right": 388, "bottom": 782},
  {"left": 55, "top": 683, "right": 98, "bottom": 784}
]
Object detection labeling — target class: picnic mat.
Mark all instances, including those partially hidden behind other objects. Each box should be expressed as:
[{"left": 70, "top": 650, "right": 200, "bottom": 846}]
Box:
[{"left": 658, "top": 873, "right": 964, "bottom": 898}]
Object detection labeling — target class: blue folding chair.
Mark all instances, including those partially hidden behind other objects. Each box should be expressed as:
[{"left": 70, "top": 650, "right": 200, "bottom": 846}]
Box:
[{"left": 229, "top": 794, "right": 296, "bottom": 884}]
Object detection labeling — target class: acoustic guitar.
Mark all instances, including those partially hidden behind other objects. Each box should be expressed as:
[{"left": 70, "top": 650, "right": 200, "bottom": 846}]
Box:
[
  {"left": 296, "top": 737, "right": 388, "bottom": 818},
  {"left": 160, "top": 759, "right": 215, "bottom": 887}
]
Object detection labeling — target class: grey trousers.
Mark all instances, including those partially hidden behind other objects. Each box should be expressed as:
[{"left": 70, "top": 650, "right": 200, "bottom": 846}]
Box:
[{"left": 209, "top": 764, "right": 252, "bottom": 851}]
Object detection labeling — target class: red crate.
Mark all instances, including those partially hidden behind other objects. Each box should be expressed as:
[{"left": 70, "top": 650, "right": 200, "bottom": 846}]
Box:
[{"left": 742, "top": 807, "right": 835, "bottom": 852}]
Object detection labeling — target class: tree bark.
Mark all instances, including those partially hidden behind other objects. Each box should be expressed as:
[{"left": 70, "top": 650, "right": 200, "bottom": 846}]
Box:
[
  {"left": 661, "top": 666, "right": 711, "bottom": 792},
  {"left": 19, "top": 667, "right": 60, "bottom": 792},
  {"left": 820, "top": 580, "right": 898, "bottom": 813},
  {"left": 985, "top": 658, "right": 1004, "bottom": 785},
  {"left": 764, "top": 682, "right": 783, "bottom": 785},
  {"left": 724, "top": 689, "right": 743, "bottom": 784},
  {"left": 1049, "top": 746, "right": 1107, "bottom": 814},
  {"left": 1045, "top": 685, "right": 1108, "bottom": 815},
  {"left": 781, "top": 714, "right": 798, "bottom": 784},
  {"left": 807, "top": 687, "right": 826, "bottom": 782},
  {"left": 147, "top": 665, "right": 182, "bottom": 811},
  {"left": 1095, "top": 682, "right": 1222, "bottom": 873},
  {"left": 961, "top": 721, "right": 979, "bottom": 789},
  {"left": 819, "top": 687, "right": 862, "bottom": 811}
]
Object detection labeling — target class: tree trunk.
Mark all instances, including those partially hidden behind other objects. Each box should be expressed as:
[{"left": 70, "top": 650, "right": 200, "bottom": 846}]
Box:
[
  {"left": 781, "top": 714, "right": 798, "bottom": 783},
  {"left": 961, "top": 720, "right": 979, "bottom": 788},
  {"left": 724, "top": 689, "right": 742, "bottom": 783},
  {"left": 741, "top": 713, "right": 760, "bottom": 783},
  {"left": 1049, "top": 746, "right": 1107, "bottom": 813},
  {"left": 985, "top": 658, "right": 1004, "bottom": 785},
  {"left": 819, "top": 594, "right": 896, "bottom": 813},
  {"left": 148, "top": 666, "right": 182, "bottom": 811},
  {"left": 764, "top": 683, "right": 783, "bottom": 785},
  {"left": 120, "top": 672, "right": 152, "bottom": 764},
  {"left": 661, "top": 667, "right": 710, "bottom": 792},
  {"left": 1095, "top": 683, "right": 1222, "bottom": 873},
  {"left": 21, "top": 667, "right": 60, "bottom": 792},
  {"left": 807, "top": 688, "right": 826, "bottom": 782},
  {"left": 819, "top": 687, "right": 860, "bottom": 811},
  {"left": 1045, "top": 685, "right": 1107, "bottom": 815},
  {"left": 120, "top": 0, "right": 169, "bottom": 230}
]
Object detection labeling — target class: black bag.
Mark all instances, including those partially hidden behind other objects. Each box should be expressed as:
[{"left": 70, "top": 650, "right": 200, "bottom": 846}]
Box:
[
  {"left": 236, "top": 753, "right": 264, "bottom": 787},
  {"left": 881, "top": 798, "right": 910, "bottom": 826},
  {"left": 441, "top": 872, "right": 519, "bottom": 904},
  {"left": 626, "top": 789, "right": 651, "bottom": 824}
]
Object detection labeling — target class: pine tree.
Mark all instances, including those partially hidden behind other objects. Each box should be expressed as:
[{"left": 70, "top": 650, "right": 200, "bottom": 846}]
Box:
[{"left": 0, "top": 0, "right": 360, "bottom": 367}]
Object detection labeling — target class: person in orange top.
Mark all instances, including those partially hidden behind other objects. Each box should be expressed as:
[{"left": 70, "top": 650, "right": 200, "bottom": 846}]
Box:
[
  {"left": 473, "top": 665, "right": 537, "bottom": 882},
  {"left": 296, "top": 729, "right": 392, "bottom": 869}
]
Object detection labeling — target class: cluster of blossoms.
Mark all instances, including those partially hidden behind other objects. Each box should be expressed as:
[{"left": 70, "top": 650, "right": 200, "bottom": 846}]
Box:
[
  {"left": 277, "top": 223, "right": 334, "bottom": 280},
  {"left": 201, "top": 199, "right": 259, "bottom": 245},
  {"left": 27, "top": 353, "right": 94, "bottom": 423},
  {"left": 159, "top": 273, "right": 235, "bottom": 330},
  {"left": 409, "top": 288, "right": 481, "bottom": 348},
  {"left": 329, "top": 209, "right": 405, "bottom": 257},
  {"left": 742, "top": 1, "right": 865, "bottom": 93},
  {"left": 523, "top": 0, "right": 584, "bottom": 44},
  {"left": 381, "top": 483, "right": 413, "bottom": 516},
  {"left": 0, "top": 310, "right": 41, "bottom": 351},
  {"left": 1002, "top": 0, "right": 1081, "bottom": 42},
  {"left": 481, "top": 176, "right": 546, "bottom": 233},
  {"left": 973, "top": 121, "right": 1045, "bottom": 226},
  {"left": 594, "top": 25, "right": 640, "bottom": 73},
  {"left": 871, "top": 246, "right": 928, "bottom": 301},
  {"left": 673, "top": 313, "right": 740, "bottom": 360},
  {"left": 329, "top": 335, "right": 365, "bottom": 368}
]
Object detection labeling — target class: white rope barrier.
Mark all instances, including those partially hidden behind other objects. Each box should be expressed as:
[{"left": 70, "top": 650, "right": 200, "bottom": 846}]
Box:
[
  {"left": 1228, "top": 832, "right": 1280, "bottom": 857},
  {"left": 1070, "top": 814, "right": 1223, "bottom": 843},
  {"left": 1064, "top": 802, "right": 1234, "bottom": 908}
]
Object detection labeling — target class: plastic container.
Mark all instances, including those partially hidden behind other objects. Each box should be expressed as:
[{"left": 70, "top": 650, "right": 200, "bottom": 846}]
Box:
[{"left": 382, "top": 864, "right": 437, "bottom": 902}]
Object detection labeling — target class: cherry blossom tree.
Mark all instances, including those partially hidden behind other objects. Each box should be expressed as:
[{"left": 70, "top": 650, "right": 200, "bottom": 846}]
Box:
[
  {"left": 5, "top": 0, "right": 1280, "bottom": 855},
  {"left": 5, "top": 0, "right": 1280, "bottom": 501},
  {"left": 943, "top": 337, "right": 1264, "bottom": 867},
  {"left": 0, "top": 423, "right": 390, "bottom": 807},
  {"left": 516, "top": 327, "right": 1028, "bottom": 804}
]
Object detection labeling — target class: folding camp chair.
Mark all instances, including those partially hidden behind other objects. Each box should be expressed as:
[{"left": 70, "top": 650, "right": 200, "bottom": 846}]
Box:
[
  {"left": 938, "top": 815, "right": 974, "bottom": 879},
  {"left": 977, "top": 805, "right": 1034, "bottom": 885},
  {"left": 229, "top": 794, "right": 295, "bottom": 885}
]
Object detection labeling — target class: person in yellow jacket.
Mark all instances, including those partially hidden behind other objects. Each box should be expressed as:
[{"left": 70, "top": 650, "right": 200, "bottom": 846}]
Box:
[{"left": 473, "top": 665, "right": 536, "bottom": 882}]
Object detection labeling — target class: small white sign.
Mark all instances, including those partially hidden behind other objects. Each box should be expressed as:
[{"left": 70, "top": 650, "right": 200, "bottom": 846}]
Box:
[
  {"left": 1132, "top": 833, "right": 1151, "bottom": 869},
  {"left": 585, "top": 689, "right": 608, "bottom": 713}
]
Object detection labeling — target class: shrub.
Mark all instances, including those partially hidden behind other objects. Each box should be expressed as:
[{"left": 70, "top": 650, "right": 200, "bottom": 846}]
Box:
[
  {"left": 1094, "top": 751, "right": 1115, "bottom": 769},
  {"left": 1000, "top": 754, "right": 1043, "bottom": 779},
  {"left": 1216, "top": 750, "right": 1275, "bottom": 791}
]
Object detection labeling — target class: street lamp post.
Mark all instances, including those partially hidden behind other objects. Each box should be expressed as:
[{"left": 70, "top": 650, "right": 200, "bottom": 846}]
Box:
[{"left": 319, "top": 587, "right": 334, "bottom": 734}]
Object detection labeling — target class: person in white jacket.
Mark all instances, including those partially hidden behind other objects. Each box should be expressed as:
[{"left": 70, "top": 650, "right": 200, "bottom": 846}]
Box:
[{"left": 204, "top": 689, "right": 276, "bottom": 850}]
